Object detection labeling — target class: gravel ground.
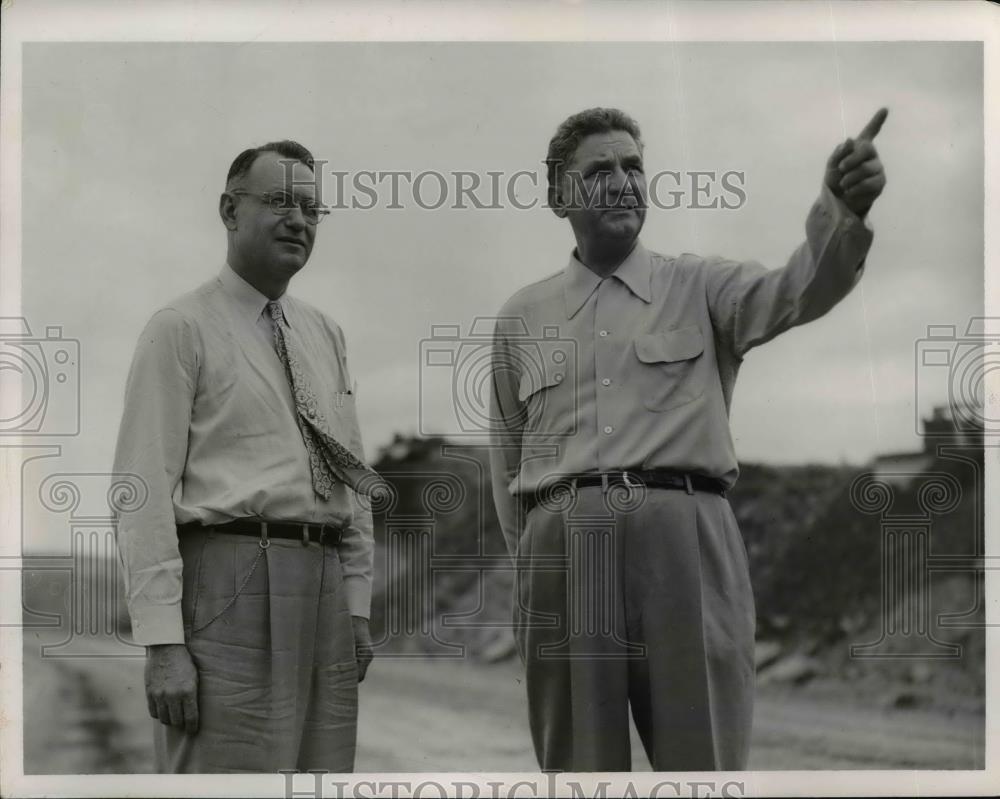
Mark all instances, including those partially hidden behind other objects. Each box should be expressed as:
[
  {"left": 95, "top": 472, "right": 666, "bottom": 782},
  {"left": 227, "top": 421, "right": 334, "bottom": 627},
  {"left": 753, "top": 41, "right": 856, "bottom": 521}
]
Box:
[{"left": 21, "top": 634, "right": 984, "bottom": 774}]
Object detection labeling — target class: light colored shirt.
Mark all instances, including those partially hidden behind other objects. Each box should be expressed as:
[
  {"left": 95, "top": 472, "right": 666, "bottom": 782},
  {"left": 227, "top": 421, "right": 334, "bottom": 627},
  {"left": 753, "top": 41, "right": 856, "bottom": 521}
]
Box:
[
  {"left": 113, "top": 264, "right": 374, "bottom": 645},
  {"left": 489, "top": 186, "right": 873, "bottom": 555}
]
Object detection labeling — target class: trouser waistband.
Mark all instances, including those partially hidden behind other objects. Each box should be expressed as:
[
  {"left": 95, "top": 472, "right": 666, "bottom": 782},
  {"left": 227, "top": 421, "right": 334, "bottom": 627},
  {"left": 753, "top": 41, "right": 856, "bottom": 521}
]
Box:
[
  {"left": 521, "top": 470, "right": 727, "bottom": 513},
  {"left": 176, "top": 519, "right": 344, "bottom": 548}
]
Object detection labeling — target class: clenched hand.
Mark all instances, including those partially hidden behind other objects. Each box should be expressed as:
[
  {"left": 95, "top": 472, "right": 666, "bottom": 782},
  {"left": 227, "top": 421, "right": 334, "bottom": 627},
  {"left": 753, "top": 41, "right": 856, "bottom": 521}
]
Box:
[
  {"left": 824, "top": 107, "right": 888, "bottom": 218},
  {"left": 352, "top": 615, "right": 374, "bottom": 682},
  {"left": 146, "top": 643, "right": 199, "bottom": 734}
]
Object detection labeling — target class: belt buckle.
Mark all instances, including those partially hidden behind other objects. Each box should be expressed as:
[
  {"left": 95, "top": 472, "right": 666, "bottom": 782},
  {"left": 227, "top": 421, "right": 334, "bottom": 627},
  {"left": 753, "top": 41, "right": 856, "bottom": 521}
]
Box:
[
  {"left": 259, "top": 521, "right": 271, "bottom": 550},
  {"left": 683, "top": 474, "right": 694, "bottom": 495},
  {"left": 302, "top": 523, "right": 311, "bottom": 546}
]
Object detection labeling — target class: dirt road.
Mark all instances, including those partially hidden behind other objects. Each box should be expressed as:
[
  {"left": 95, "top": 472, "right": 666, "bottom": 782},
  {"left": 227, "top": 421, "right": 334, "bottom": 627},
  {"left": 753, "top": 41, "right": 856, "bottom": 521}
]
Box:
[
  {"left": 355, "top": 656, "right": 983, "bottom": 772},
  {"left": 22, "top": 638, "right": 983, "bottom": 774}
]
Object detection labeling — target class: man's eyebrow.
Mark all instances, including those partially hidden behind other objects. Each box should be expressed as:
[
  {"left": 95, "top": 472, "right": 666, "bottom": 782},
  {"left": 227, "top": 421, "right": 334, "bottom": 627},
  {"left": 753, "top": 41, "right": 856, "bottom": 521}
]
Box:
[
  {"left": 579, "top": 157, "right": 614, "bottom": 173},
  {"left": 270, "top": 187, "right": 320, "bottom": 199}
]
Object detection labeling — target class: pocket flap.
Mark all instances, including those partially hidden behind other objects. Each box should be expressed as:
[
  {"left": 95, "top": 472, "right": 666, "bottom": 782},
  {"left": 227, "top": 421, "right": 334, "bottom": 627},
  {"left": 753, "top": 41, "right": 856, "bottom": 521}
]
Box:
[
  {"left": 634, "top": 326, "right": 704, "bottom": 364},
  {"left": 518, "top": 365, "right": 566, "bottom": 402}
]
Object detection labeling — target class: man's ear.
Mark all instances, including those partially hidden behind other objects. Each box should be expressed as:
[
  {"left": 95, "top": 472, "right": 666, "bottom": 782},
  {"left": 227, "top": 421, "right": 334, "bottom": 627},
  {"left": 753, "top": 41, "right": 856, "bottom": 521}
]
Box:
[
  {"left": 549, "top": 185, "right": 568, "bottom": 219},
  {"left": 219, "top": 192, "right": 238, "bottom": 230}
]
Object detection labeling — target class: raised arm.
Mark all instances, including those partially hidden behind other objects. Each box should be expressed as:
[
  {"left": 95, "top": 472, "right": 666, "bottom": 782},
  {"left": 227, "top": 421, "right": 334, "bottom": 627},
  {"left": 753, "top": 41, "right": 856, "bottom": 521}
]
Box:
[{"left": 707, "top": 108, "right": 888, "bottom": 357}]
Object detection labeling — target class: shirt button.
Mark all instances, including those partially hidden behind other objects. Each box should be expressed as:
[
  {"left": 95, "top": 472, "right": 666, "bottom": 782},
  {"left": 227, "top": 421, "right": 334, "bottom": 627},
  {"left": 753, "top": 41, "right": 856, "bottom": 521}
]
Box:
[
  {"left": 601, "top": 378, "right": 611, "bottom": 386},
  {"left": 603, "top": 425, "right": 613, "bottom": 434},
  {"left": 599, "top": 330, "right": 609, "bottom": 337},
  {"left": 554, "top": 373, "right": 564, "bottom": 383}
]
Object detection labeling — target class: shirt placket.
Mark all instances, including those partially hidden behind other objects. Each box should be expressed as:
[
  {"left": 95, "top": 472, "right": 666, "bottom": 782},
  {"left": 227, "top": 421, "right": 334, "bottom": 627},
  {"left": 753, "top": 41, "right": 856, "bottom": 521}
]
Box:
[{"left": 592, "top": 279, "right": 620, "bottom": 471}]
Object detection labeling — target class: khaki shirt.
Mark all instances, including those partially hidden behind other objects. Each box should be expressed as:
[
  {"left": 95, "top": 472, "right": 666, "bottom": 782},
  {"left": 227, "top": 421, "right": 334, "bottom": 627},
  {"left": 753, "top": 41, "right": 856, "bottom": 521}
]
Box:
[
  {"left": 113, "top": 265, "right": 374, "bottom": 645},
  {"left": 489, "top": 186, "right": 873, "bottom": 555}
]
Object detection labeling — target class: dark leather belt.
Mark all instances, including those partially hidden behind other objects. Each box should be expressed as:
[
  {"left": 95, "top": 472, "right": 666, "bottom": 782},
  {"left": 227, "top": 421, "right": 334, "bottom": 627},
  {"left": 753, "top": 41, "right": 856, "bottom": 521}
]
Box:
[
  {"left": 522, "top": 470, "right": 727, "bottom": 513},
  {"left": 177, "top": 519, "right": 344, "bottom": 548}
]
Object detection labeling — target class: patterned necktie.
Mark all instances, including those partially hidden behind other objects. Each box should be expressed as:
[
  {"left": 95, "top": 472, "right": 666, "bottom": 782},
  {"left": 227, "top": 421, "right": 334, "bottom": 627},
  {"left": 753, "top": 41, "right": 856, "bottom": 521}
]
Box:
[{"left": 267, "top": 301, "right": 384, "bottom": 499}]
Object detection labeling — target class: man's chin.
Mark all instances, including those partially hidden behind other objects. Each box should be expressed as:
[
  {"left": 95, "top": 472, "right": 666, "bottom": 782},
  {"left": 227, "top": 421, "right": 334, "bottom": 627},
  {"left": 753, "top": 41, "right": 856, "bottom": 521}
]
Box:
[
  {"left": 274, "top": 254, "right": 308, "bottom": 275},
  {"left": 600, "top": 212, "right": 644, "bottom": 239}
]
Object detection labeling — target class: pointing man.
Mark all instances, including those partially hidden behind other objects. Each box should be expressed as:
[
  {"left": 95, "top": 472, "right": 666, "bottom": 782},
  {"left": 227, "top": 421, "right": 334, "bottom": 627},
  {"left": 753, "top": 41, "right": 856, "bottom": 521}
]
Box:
[
  {"left": 113, "top": 141, "right": 382, "bottom": 772},
  {"left": 489, "top": 107, "right": 887, "bottom": 771}
]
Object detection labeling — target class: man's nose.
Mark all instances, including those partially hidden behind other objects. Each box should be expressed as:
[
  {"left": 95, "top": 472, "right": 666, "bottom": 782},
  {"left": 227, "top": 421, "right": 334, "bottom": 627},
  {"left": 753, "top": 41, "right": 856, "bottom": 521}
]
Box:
[
  {"left": 604, "top": 167, "right": 628, "bottom": 203},
  {"left": 283, "top": 206, "right": 307, "bottom": 230}
]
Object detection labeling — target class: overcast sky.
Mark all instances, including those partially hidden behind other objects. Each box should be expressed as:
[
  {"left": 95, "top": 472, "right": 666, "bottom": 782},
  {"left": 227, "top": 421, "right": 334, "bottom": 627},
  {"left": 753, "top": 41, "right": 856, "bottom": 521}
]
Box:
[{"left": 17, "top": 40, "right": 982, "bottom": 498}]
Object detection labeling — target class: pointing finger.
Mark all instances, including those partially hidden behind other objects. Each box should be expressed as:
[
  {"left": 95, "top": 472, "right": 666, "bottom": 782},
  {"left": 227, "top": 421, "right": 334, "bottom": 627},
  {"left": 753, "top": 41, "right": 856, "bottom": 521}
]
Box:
[{"left": 857, "top": 107, "right": 889, "bottom": 142}]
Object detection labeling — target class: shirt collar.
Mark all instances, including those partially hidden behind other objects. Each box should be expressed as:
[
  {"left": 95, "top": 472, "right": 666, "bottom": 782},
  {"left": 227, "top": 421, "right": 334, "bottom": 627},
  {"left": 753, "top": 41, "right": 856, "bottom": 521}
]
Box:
[
  {"left": 562, "top": 240, "right": 652, "bottom": 319},
  {"left": 218, "top": 264, "right": 294, "bottom": 326}
]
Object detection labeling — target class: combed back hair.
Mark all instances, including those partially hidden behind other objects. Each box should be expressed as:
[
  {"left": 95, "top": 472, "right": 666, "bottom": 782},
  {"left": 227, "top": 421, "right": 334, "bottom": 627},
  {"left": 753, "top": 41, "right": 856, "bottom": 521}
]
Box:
[
  {"left": 545, "top": 108, "right": 643, "bottom": 202},
  {"left": 225, "top": 140, "right": 315, "bottom": 188}
]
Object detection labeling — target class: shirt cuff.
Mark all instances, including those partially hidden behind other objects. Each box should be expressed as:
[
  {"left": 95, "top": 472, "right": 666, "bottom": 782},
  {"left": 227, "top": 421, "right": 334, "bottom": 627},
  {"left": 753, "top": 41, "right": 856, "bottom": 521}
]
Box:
[
  {"left": 342, "top": 574, "right": 372, "bottom": 619},
  {"left": 128, "top": 602, "right": 185, "bottom": 646},
  {"left": 817, "top": 183, "right": 874, "bottom": 277},
  {"left": 821, "top": 183, "right": 874, "bottom": 237}
]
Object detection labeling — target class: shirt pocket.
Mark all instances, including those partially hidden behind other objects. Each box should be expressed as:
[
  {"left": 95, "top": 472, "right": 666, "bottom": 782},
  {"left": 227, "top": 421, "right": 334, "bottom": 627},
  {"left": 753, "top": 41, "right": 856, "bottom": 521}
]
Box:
[
  {"left": 326, "top": 390, "right": 362, "bottom": 453},
  {"left": 633, "top": 325, "right": 706, "bottom": 412},
  {"left": 517, "top": 359, "right": 574, "bottom": 436}
]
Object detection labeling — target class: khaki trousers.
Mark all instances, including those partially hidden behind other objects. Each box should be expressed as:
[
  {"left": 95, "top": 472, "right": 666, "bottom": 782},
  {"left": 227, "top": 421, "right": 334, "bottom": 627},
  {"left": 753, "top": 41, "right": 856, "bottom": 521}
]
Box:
[
  {"left": 514, "top": 486, "right": 756, "bottom": 771},
  {"left": 155, "top": 528, "right": 358, "bottom": 773}
]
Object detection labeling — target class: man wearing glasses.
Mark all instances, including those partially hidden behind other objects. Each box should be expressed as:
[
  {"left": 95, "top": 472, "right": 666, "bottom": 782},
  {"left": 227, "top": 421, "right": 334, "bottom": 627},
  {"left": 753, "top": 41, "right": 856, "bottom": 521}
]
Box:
[{"left": 113, "top": 140, "right": 382, "bottom": 772}]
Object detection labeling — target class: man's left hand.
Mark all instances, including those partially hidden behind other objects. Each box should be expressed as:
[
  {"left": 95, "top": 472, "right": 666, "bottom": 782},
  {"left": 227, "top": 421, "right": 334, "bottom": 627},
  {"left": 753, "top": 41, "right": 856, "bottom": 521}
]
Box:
[
  {"left": 351, "top": 615, "right": 373, "bottom": 682},
  {"left": 824, "top": 107, "right": 888, "bottom": 218}
]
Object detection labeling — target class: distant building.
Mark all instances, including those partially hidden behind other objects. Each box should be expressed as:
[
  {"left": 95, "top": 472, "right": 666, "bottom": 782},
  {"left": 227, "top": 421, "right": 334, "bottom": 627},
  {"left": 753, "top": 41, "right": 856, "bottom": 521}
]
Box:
[
  {"left": 921, "top": 403, "right": 984, "bottom": 452},
  {"left": 871, "top": 404, "right": 983, "bottom": 488}
]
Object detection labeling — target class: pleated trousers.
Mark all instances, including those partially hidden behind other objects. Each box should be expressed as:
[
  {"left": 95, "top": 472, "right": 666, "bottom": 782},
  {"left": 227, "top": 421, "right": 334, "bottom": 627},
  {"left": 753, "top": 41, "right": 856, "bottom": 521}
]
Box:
[
  {"left": 513, "top": 485, "right": 756, "bottom": 772},
  {"left": 155, "top": 528, "right": 359, "bottom": 773}
]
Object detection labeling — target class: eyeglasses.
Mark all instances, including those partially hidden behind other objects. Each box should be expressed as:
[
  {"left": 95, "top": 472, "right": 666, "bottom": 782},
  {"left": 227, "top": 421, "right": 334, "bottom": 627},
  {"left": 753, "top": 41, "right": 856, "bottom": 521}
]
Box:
[{"left": 229, "top": 190, "right": 331, "bottom": 225}]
